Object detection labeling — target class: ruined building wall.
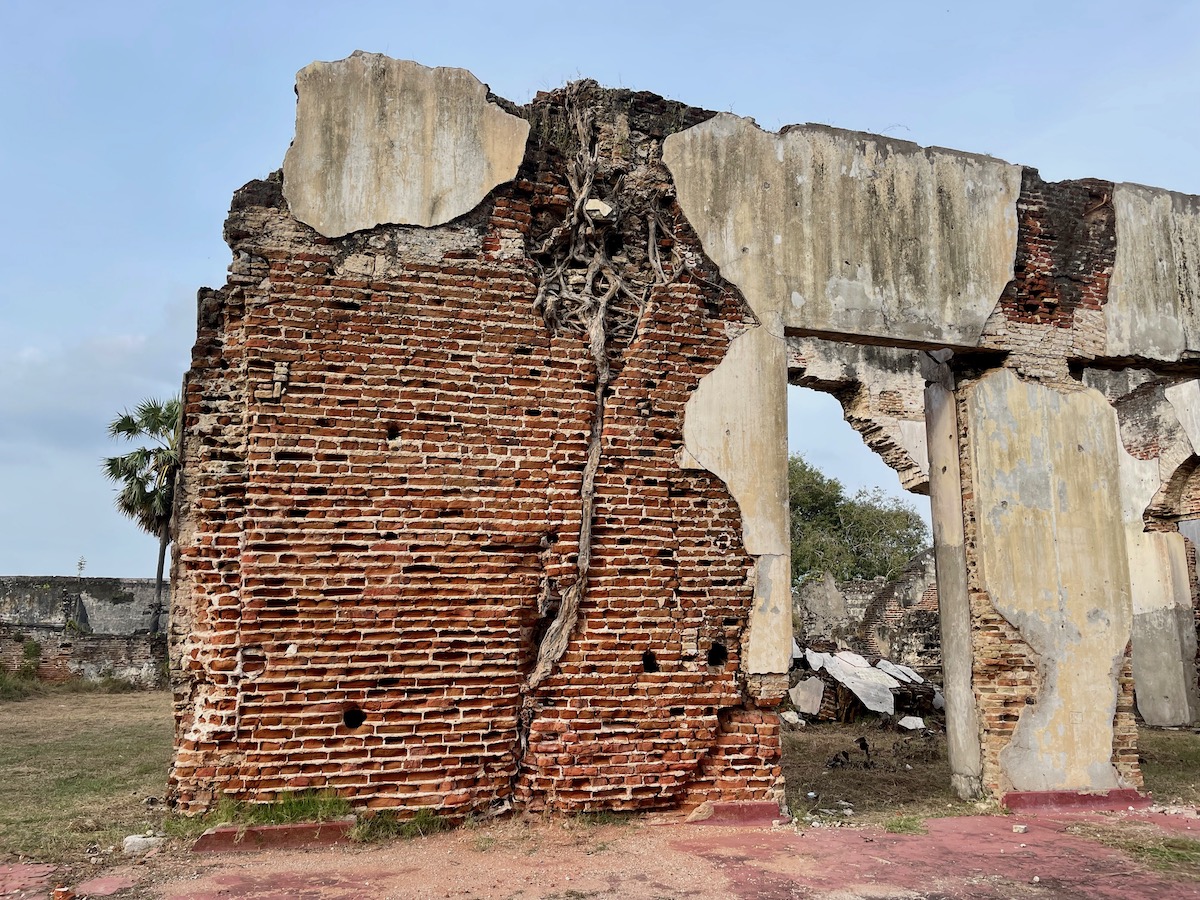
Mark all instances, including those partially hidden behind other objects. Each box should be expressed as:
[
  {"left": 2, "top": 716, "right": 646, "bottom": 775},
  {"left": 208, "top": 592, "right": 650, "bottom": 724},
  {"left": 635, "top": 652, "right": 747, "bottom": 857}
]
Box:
[
  {"left": 956, "top": 176, "right": 1141, "bottom": 794},
  {"left": 174, "top": 52, "right": 1200, "bottom": 816},
  {"left": 170, "top": 66, "right": 779, "bottom": 815}
]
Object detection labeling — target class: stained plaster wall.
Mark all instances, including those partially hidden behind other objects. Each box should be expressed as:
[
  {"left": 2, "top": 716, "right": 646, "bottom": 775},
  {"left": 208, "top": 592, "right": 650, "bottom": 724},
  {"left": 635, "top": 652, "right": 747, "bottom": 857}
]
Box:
[
  {"left": 1083, "top": 371, "right": 1200, "bottom": 726},
  {"left": 174, "top": 52, "right": 1200, "bottom": 816}
]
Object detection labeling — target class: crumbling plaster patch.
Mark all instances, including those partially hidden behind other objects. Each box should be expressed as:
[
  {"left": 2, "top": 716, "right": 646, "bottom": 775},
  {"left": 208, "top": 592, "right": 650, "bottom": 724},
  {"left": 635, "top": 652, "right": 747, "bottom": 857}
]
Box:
[
  {"left": 679, "top": 316, "right": 790, "bottom": 678},
  {"left": 282, "top": 53, "right": 530, "bottom": 237},
  {"left": 967, "top": 369, "right": 1132, "bottom": 792},
  {"left": 1107, "top": 184, "right": 1200, "bottom": 362},
  {"left": 662, "top": 114, "right": 1020, "bottom": 347}
]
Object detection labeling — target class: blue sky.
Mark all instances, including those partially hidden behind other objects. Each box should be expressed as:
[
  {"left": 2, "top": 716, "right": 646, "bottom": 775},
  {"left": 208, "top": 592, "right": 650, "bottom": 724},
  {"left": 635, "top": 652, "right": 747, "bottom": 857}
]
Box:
[{"left": 1, "top": 1, "right": 1197, "bottom": 576}]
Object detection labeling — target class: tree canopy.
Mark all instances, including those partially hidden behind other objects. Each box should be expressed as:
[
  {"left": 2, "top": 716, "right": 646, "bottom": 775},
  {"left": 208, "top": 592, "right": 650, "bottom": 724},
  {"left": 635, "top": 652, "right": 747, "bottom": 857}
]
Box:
[
  {"left": 103, "top": 396, "right": 181, "bottom": 632},
  {"left": 788, "top": 453, "right": 929, "bottom": 585}
]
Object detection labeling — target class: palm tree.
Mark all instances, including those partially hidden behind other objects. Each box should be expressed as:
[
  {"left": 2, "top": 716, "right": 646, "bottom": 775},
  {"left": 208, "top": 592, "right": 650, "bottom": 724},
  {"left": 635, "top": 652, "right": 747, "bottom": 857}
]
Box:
[{"left": 103, "top": 396, "right": 181, "bottom": 634}]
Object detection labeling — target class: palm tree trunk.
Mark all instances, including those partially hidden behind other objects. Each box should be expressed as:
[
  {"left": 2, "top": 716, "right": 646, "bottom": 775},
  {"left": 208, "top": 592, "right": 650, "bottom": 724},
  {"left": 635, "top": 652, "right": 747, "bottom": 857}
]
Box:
[{"left": 151, "top": 525, "right": 168, "bottom": 635}]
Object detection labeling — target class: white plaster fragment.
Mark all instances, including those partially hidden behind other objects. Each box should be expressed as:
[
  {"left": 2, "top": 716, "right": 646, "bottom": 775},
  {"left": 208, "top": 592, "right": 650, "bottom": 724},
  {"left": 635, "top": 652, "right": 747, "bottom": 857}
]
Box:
[{"left": 283, "top": 53, "right": 530, "bottom": 237}]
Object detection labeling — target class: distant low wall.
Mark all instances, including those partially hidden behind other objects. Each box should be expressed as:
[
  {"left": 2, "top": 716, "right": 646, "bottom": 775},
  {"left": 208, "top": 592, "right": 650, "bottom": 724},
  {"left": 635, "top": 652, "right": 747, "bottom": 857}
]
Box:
[
  {"left": 0, "top": 576, "right": 169, "bottom": 635},
  {"left": 0, "top": 624, "right": 166, "bottom": 687},
  {"left": 0, "top": 576, "right": 170, "bottom": 688}
]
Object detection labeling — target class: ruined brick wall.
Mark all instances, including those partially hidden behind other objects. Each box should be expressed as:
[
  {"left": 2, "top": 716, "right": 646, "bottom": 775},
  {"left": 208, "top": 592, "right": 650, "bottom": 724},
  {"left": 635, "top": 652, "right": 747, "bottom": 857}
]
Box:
[
  {"left": 0, "top": 624, "right": 165, "bottom": 687},
  {"left": 978, "top": 172, "right": 1115, "bottom": 380},
  {"left": 170, "top": 85, "right": 782, "bottom": 817},
  {"left": 860, "top": 551, "right": 941, "bottom": 675}
]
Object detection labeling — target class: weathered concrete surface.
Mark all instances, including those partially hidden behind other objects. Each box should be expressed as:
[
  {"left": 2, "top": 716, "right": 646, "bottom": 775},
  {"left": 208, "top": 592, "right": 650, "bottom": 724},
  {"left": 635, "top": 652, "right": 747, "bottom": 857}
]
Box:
[
  {"left": 0, "top": 575, "right": 164, "bottom": 635},
  {"left": 1107, "top": 183, "right": 1200, "bottom": 361},
  {"left": 924, "top": 362, "right": 982, "bottom": 799},
  {"left": 282, "top": 52, "right": 530, "bottom": 237},
  {"left": 663, "top": 114, "right": 1020, "bottom": 347},
  {"left": 967, "top": 370, "right": 1133, "bottom": 792},
  {"left": 1116, "top": 435, "right": 1200, "bottom": 726},
  {"left": 1128, "top": 531, "right": 1200, "bottom": 725},
  {"left": 792, "top": 571, "right": 847, "bottom": 643},
  {"left": 1082, "top": 374, "right": 1200, "bottom": 726}
]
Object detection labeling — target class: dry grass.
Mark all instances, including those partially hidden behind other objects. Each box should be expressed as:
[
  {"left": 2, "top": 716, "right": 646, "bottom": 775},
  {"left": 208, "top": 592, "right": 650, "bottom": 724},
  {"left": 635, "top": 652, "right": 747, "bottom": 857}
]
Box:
[
  {"left": 1140, "top": 726, "right": 1200, "bottom": 806},
  {"left": 0, "top": 691, "right": 173, "bottom": 862},
  {"left": 1068, "top": 821, "right": 1200, "bottom": 881},
  {"left": 781, "top": 720, "right": 979, "bottom": 827},
  {"left": 2, "top": 690, "right": 1197, "bottom": 869}
]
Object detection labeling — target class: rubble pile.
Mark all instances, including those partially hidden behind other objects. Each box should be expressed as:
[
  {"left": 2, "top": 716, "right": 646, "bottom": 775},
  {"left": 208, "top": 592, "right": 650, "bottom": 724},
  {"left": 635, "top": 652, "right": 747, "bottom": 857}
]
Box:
[{"left": 787, "top": 644, "right": 944, "bottom": 725}]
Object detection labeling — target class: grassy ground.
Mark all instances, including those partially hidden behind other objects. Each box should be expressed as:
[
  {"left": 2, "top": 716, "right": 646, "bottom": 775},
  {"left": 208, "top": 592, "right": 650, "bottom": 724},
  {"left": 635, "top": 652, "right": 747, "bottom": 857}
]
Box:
[
  {"left": 1068, "top": 820, "right": 1200, "bottom": 880},
  {"left": 781, "top": 720, "right": 979, "bottom": 830},
  {"left": 1141, "top": 726, "right": 1200, "bottom": 806},
  {"left": 1, "top": 690, "right": 1197, "bottom": 871},
  {"left": 0, "top": 690, "right": 173, "bottom": 862}
]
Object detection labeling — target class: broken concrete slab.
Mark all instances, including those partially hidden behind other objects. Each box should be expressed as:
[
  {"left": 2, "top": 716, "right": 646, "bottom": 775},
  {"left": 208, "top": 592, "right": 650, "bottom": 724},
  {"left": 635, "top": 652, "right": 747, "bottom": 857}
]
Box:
[
  {"left": 788, "top": 677, "right": 824, "bottom": 716},
  {"left": 283, "top": 52, "right": 530, "bottom": 237},
  {"left": 876, "top": 659, "right": 923, "bottom": 684}
]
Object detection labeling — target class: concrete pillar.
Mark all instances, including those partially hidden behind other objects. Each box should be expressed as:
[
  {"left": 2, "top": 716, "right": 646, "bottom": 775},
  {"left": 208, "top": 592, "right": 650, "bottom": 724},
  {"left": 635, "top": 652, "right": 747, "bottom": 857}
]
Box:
[{"left": 922, "top": 353, "right": 983, "bottom": 799}]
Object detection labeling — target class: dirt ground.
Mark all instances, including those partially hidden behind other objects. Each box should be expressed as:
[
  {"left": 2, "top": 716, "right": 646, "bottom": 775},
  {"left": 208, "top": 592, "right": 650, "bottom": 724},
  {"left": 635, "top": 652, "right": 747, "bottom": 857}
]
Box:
[
  {"left": 4, "top": 809, "right": 1200, "bottom": 900},
  {"left": 3, "top": 692, "right": 1199, "bottom": 899}
]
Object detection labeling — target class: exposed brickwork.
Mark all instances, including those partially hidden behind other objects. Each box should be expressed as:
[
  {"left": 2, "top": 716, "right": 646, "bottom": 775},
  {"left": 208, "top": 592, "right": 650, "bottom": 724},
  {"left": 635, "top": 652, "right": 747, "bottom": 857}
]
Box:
[
  {"left": 169, "top": 87, "right": 783, "bottom": 817},
  {"left": 0, "top": 624, "right": 166, "bottom": 687},
  {"left": 979, "top": 170, "right": 1116, "bottom": 383},
  {"left": 677, "top": 709, "right": 784, "bottom": 810}
]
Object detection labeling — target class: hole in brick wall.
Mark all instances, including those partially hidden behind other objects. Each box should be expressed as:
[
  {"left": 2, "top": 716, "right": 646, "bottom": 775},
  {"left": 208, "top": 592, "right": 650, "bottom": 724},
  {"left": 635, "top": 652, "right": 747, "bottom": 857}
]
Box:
[
  {"left": 670, "top": 706, "right": 685, "bottom": 716},
  {"left": 342, "top": 706, "right": 366, "bottom": 729},
  {"left": 707, "top": 642, "right": 728, "bottom": 668},
  {"left": 641, "top": 650, "right": 660, "bottom": 673},
  {"left": 386, "top": 424, "right": 401, "bottom": 442}
]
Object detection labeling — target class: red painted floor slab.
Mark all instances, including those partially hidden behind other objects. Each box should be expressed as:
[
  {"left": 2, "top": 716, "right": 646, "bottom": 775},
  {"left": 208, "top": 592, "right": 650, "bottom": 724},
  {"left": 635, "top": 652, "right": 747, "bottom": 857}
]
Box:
[
  {"left": 71, "top": 873, "right": 136, "bottom": 897},
  {"left": 192, "top": 819, "right": 354, "bottom": 853},
  {"left": 0, "top": 863, "right": 56, "bottom": 898},
  {"left": 1003, "top": 788, "right": 1150, "bottom": 812}
]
